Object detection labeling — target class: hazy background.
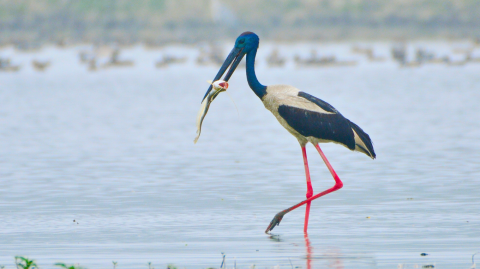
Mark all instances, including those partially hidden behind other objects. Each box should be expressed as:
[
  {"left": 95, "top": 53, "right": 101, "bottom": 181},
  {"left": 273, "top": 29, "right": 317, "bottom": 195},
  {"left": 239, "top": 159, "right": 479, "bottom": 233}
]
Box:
[{"left": 2, "top": 0, "right": 480, "bottom": 46}]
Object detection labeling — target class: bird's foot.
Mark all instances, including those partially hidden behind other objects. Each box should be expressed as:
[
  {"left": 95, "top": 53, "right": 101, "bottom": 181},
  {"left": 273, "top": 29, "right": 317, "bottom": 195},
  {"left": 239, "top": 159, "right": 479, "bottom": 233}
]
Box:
[{"left": 265, "top": 211, "right": 286, "bottom": 233}]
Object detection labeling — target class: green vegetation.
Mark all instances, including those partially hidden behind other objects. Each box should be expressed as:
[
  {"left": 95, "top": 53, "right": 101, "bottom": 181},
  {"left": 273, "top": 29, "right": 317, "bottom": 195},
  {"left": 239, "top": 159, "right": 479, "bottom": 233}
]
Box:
[
  {"left": 4, "top": 258, "right": 222, "bottom": 269},
  {"left": 55, "top": 263, "right": 85, "bottom": 269},
  {"left": 1, "top": 0, "right": 480, "bottom": 44},
  {"left": 15, "top": 257, "right": 38, "bottom": 269}
]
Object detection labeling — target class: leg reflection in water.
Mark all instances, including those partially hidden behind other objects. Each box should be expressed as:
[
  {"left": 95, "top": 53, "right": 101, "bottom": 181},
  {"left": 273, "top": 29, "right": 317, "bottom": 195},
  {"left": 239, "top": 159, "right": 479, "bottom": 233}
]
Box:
[
  {"left": 304, "top": 233, "right": 312, "bottom": 269},
  {"left": 304, "top": 234, "right": 345, "bottom": 269}
]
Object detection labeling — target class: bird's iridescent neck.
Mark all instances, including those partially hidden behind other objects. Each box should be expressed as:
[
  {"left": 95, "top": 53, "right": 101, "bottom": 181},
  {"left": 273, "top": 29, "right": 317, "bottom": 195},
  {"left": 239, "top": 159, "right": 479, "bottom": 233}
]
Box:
[{"left": 246, "top": 47, "right": 267, "bottom": 99}]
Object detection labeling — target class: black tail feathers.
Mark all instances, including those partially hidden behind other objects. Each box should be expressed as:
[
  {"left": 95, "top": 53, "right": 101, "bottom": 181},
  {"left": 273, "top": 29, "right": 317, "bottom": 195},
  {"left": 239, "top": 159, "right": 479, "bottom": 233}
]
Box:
[{"left": 348, "top": 120, "right": 376, "bottom": 159}]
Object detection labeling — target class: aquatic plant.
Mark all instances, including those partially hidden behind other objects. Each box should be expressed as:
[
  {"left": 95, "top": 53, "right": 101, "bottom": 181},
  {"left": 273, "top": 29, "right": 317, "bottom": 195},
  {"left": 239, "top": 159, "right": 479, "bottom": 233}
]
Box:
[
  {"left": 15, "top": 257, "right": 38, "bottom": 269},
  {"left": 55, "top": 263, "right": 85, "bottom": 269},
  {"left": 219, "top": 252, "right": 226, "bottom": 269}
]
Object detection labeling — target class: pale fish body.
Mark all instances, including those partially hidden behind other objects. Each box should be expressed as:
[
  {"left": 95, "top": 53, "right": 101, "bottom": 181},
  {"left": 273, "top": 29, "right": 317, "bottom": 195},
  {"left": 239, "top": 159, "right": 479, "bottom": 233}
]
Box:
[{"left": 194, "top": 80, "right": 229, "bottom": 143}]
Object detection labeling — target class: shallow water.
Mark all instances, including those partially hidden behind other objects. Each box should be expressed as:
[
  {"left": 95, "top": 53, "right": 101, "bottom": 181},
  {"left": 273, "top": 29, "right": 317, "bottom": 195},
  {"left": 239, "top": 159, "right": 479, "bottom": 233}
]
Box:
[{"left": 1, "top": 43, "right": 480, "bottom": 269}]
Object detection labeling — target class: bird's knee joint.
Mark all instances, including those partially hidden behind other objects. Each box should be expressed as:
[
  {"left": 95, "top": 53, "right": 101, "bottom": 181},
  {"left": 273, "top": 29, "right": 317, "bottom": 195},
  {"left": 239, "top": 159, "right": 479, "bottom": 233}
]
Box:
[{"left": 306, "top": 190, "right": 313, "bottom": 199}]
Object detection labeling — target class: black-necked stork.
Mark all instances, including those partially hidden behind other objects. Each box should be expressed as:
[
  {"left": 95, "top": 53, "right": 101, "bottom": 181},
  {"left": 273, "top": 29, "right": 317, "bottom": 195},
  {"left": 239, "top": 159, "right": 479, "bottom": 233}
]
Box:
[{"left": 201, "top": 32, "right": 376, "bottom": 233}]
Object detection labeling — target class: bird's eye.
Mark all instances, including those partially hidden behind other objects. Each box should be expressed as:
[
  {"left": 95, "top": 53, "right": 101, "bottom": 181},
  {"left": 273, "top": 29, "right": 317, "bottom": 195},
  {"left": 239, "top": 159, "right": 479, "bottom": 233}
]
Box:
[{"left": 238, "top": 39, "right": 245, "bottom": 44}]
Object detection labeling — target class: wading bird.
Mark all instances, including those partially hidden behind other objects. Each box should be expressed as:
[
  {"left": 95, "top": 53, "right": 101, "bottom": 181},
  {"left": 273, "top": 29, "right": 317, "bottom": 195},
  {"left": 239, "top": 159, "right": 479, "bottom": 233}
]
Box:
[{"left": 201, "top": 32, "right": 376, "bottom": 233}]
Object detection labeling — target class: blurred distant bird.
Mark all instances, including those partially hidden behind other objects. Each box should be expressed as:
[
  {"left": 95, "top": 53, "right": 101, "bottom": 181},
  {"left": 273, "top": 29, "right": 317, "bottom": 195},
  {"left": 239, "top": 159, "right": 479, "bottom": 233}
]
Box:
[
  {"left": 201, "top": 32, "right": 376, "bottom": 233},
  {"left": 31, "top": 60, "right": 51, "bottom": 71}
]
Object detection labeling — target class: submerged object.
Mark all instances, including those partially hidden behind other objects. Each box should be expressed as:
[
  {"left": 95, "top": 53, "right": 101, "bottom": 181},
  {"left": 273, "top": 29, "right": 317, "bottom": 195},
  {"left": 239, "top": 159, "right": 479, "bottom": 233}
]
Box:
[{"left": 194, "top": 80, "right": 229, "bottom": 143}]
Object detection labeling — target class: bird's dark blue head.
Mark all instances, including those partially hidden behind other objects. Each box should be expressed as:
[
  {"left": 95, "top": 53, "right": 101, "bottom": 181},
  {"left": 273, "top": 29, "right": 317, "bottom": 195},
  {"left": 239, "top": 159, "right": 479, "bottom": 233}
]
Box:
[
  {"left": 202, "top": 31, "right": 260, "bottom": 101},
  {"left": 234, "top": 32, "right": 259, "bottom": 53}
]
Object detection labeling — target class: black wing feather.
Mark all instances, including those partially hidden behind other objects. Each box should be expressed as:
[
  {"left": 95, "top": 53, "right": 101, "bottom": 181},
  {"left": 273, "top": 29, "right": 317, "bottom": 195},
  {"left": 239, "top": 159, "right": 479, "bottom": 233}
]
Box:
[
  {"left": 298, "top": 91, "right": 338, "bottom": 113},
  {"left": 347, "top": 119, "right": 376, "bottom": 158},
  {"left": 278, "top": 105, "right": 355, "bottom": 150}
]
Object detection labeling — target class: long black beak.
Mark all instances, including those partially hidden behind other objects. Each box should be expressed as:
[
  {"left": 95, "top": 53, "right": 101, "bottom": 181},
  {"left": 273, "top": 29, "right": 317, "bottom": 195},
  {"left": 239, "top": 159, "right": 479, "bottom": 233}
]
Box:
[{"left": 201, "top": 47, "right": 245, "bottom": 102}]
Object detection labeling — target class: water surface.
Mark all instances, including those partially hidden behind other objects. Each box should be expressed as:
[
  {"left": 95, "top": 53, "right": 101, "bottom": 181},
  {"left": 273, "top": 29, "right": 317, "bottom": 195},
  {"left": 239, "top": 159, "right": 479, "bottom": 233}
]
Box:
[{"left": 0, "top": 43, "right": 479, "bottom": 269}]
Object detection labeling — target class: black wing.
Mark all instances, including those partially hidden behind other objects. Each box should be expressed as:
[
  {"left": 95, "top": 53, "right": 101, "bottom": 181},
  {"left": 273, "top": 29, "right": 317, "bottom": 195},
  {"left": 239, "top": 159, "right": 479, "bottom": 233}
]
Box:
[
  {"left": 278, "top": 91, "right": 376, "bottom": 159},
  {"left": 278, "top": 104, "right": 355, "bottom": 150}
]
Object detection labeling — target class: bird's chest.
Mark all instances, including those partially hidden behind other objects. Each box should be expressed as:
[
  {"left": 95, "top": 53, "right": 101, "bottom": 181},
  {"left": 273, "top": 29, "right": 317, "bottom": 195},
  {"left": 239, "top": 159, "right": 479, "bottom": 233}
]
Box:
[
  {"left": 262, "top": 93, "right": 306, "bottom": 140},
  {"left": 262, "top": 93, "right": 281, "bottom": 113}
]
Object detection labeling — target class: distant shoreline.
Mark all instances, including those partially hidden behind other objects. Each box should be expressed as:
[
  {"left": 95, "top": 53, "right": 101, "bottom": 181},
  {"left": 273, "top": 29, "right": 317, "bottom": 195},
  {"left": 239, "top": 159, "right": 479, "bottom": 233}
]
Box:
[
  {"left": 2, "top": 25, "right": 479, "bottom": 50},
  {"left": 2, "top": 0, "right": 480, "bottom": 47}
]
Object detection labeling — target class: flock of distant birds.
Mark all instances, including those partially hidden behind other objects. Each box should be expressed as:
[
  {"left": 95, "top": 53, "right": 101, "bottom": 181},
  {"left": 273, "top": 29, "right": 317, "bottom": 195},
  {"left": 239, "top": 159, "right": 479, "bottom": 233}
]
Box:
[{"left": 1, "top": 40, "right": 480, "bottom": 72}]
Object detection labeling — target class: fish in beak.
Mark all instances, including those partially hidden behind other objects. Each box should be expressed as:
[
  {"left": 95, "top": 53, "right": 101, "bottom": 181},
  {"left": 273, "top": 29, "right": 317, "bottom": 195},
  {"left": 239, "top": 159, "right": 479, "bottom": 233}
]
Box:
[
  {"left": 194, "top": 80, "right": 229, "bottom": 144},
  {"left": 194, "top": 46, "right": 245, "bottom": 144},
  {"left": 201, "top": 47, "right": 245, "bottom": 102}
]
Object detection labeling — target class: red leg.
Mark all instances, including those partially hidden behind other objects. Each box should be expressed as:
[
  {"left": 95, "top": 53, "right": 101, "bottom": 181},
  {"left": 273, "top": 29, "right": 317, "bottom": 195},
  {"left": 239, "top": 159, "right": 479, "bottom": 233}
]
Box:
[
  {"left": 313, "top": 144, "right": 343, "bottom": 189},
  {"left": 265, "top": 144, "right": 343, "bottom": 233},
  {"left": 302, "top": 146, "right": 313, "bottom": 233}
]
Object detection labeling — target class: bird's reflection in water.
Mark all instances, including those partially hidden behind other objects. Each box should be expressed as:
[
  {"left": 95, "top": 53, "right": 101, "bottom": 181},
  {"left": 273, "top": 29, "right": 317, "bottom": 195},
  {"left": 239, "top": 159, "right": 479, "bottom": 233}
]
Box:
[
  {"left": 325, "top": 248, "right": 345, "bottom": 269},
  {"left": 304, "top": 233, "right": 344, "bottom": 269},
  {"left": 304, "top": 233, "right": 312, "bottom": 269},
  {"left": 268, "top": 234, "right": 283, "bottom": 242}
]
